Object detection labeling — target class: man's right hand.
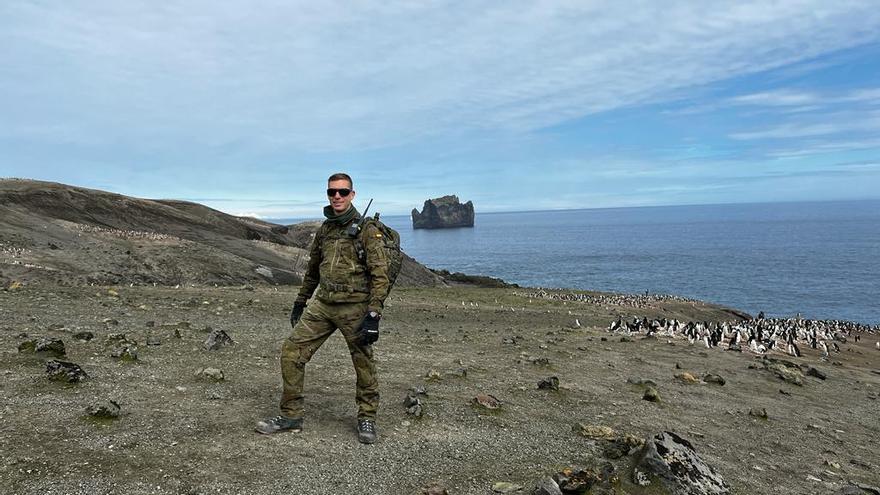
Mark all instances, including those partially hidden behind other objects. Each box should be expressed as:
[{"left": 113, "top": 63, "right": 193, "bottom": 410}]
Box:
[{"left": 290, "top": 302, "right": 306, "bottom": 328}]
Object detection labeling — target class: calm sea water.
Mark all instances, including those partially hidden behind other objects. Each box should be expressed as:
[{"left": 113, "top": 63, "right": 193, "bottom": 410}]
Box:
[
  {"left": 275, "top": 200, "right": 880, "bottom": 324},
  {"left": 384, "top": 201, "right": 880, "bottom": 324}
]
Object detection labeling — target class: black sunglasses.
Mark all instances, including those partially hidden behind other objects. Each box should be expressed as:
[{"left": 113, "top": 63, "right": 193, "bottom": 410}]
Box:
[{"left": 327, "top": 188, "right": 352, "bottom": 197}]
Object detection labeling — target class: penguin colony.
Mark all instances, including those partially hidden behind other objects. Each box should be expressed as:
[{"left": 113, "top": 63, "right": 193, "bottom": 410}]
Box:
[
  {"left": 515, "top": 289, "right": 697, "bottom": 309},
  {"left": 608, "top": 315, "right": 879, "bottom": 359}
]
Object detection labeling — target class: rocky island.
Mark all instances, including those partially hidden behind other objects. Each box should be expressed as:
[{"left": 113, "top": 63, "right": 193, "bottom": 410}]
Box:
[{"left": 411, "top": 195, "right": 475, "bottom": 229}]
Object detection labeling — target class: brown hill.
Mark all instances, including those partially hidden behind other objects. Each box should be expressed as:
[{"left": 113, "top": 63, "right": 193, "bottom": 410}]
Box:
[{"left": 0, "top": 179, "right": 446, "bottom": 288}]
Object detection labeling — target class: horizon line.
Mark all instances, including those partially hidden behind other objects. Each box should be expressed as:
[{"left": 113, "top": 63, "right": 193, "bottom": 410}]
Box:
[{"left": 265, "top": 196, "right": 880, "bottom": 222}]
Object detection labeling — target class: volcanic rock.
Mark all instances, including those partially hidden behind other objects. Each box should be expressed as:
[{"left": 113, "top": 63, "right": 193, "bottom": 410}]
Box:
[
  {"left": 632, "top": 431, "right": 730, "bottom": 494},
  {"left": 703, "top": 373, "right": 726, "bottom": 386},
  {"left": 806, "top": 366, "right": 827, "bottom": 380},
  {"left": 537, "top": 376, "right": 560, "bottom": 391},
  {"left": 420, "top": 482, "right": 449, "bottom": 495},
  {"left": 411, "top": 195, "right": 475, "bottom": 229},
  {"left": 195, "top": 367, "right": 225, "bottom": 381},
  {"left": 86, "top": 400, "right": 121, "bottom": 418},
  {"left": 491, "top": 481, "right": 522, "bottom": 493},
  {"left": 643, "top": 386, "right": 661, "bottom": 402},
  {"left": 767, "top": 363, "right": 804, "bottom": 386},
  {"left": 110, "top": 344, "right": 138, "bottom": 361},
  {"left": 203, "top": 329, "right": 234, "bottom": 350},
  {"left": 533, "top": 477, "right": 563, "bottom": 495},
  {"left": 574, "top": 424, "right": 616, "bottom": 440},
  {"left": 553, "top": 467, "right": 602, "bottom": 494},
  {"left": 473, "top": 393, "right": 502, "bottom": 410},
  {"left": 45, "top": 360, "right": 87, "bottom": 383},
  {"left": 35, "top": 337, "right": 66, "bottom": 357}
]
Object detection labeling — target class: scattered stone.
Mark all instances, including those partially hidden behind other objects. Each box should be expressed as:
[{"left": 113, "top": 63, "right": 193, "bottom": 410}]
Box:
[
  {"left": 45, "top": 360, "right": 87, "bottom": 383},
  {"left": 103, "top": 318, "right": 119, "bottom": 326},
  {"left": 633, "top": 431, "right": 730, "bottom": 494},
  {"left": 675, "top": 372, "right": 699, "bottom": 383},
  {"left": 86, "top": 400, "right": 121, "bottom": 419},
  {"left": 145, "top": 321, "right": 155, "bottom": 328},
  {"left": 768, "top": 363, "right": 804, "bottom": 386},
  {"left": 806, "top": 366, "right": 827, "bottom": 380},
  {"left": 146, "top": 336, "right": 161, "bottom": 346},
  {"left": 47, "top": 323, "right": 65, "bottom": 331},
  {"left": 110, "top": 344, "right": 138, "bottom": 361},
  {"left": 106, "top": 333, "right": 129, "bottom": 343},
  {"left": 491, "top": 481, "right": 522, "bottom": 493},
  {"left": 627, "top": 377, "right": 658, "bottom": 388},
  {"left": 643, "top": 387, "right": 661, "bottom": 402},
  {"left": 73, "top": 331, "right": 94, "bottom": 342},
  {"left": 838, "top": 484, "right": 880, "bottom": 495},
  {"left": 195, "top": 368, "right": 224, "bottom": 381},
  {"left": 404, "top": 387, "right": 425, "bottom": 417},
  {"left": 619, "top": 336, "right": 632, "bottom": 343},
  {"left": 449, "top": 367, "right": 468, "bottom": 378},
  {"left": 703, "top": 373, "right": 726, "bottom": 386},
  {"left": 106, "top": 289, "right": 119, "bottom": 297},
  {"left": 502, "top": 336, "right": 520, "bottom": 345},
  {"left": 553, "top": 467, "right": 601, "bottom": 494},
  {"left": 419, "top": 482, "right": 448, "bottom": 495},
  {"left": 533, "top": 477, "right": 563, "bottom": 495},
  {"left": 473, "top": 394, "right": 502, "bottom": 410},
  {"left": 17, "top": 339, "right": 37, "bottom": 353},
  {"left": 35, "top": 338, "right": 66, "bottom": 357},
  {"left": 603, "top": 434, "right": 646, "bottom": 459},
  {"left": 203, "top": 329, "right": 234, "bottom": 350},
  {"left": 749, "top": 407, "right": 768, "bottom": 420},
  {"left": 529, "top": 356, "right": 550, "bottom": 366},
  {"left": 537, "top": 376, "right": 559, "bottom": 391},
  {"left": 574, "top": 424, "right": 616, "bottom": 440},
  {"left": 425, "top": 369, "right": 442, "bottom": 380},
  {"left": 675, "top": 362, "right": 682, "bottom": 369}
]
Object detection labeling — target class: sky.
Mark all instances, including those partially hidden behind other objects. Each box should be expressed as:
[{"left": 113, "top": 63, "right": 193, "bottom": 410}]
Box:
[{"left": 1, "top": 1, "right": 879, "bottom": 219}]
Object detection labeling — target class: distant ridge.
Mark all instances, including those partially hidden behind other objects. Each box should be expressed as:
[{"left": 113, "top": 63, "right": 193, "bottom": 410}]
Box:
[{"left": 0, "top": 179, "right": 446, "bottom": 288}]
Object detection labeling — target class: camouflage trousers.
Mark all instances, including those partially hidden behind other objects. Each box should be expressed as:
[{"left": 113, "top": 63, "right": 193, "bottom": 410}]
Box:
[{"left": 280, "top": 299, "right": 379, "bottom": 420}]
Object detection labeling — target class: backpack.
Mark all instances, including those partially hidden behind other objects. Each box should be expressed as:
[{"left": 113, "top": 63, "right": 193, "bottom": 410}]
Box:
[{"left": 355, "top": 214, "right": 402, "bottom": 288}]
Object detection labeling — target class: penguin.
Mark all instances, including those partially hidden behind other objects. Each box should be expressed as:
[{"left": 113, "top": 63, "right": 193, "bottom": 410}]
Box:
[{"left": 609, "top": 317, "right": 622, "bottom": 332}]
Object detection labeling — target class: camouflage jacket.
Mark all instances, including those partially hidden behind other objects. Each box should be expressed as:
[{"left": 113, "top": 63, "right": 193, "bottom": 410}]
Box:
[{"left": 295, "top": 207, "right": 390, "bottom": 314}]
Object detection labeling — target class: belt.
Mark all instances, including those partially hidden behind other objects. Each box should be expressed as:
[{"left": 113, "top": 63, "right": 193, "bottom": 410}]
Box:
[{"left": 320, "top": 281, "right": 369, "bottom": 293}]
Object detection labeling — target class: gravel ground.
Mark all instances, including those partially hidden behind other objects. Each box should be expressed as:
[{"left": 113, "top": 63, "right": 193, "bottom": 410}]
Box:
[{"left": 1, "top": 285, "right": 878, "bottom": 494}]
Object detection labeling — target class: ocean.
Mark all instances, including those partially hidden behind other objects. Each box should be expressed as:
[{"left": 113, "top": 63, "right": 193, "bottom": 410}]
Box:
[{"left": 275, "top": 200, "right": 880, "bottom": 324}]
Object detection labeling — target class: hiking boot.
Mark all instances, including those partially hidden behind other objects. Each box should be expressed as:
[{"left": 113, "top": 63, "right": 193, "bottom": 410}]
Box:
[
  {"left": 357, "top": 418, "right": 377, "bottom": 444},
  {"left": 255, "top": 415, "right": 303, "bottom": 435}
]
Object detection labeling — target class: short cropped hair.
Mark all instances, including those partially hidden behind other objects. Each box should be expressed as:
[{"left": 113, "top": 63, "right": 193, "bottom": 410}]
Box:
[{"left": 327, "top": 173, "right": 353, "bottom": 189}]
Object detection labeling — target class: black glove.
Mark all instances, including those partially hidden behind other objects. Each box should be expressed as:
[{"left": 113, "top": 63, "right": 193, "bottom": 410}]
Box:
[
  {"left": 290, "top": 302, "right": 306, "bottom": 328},
  {"left": 359, "top": 311, "right": 380, "bottom": 346}
]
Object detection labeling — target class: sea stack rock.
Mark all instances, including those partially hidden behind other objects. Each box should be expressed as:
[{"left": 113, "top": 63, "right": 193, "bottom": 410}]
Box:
[{"left": 411, "top": 195, "right": 474, "bottom": 229}]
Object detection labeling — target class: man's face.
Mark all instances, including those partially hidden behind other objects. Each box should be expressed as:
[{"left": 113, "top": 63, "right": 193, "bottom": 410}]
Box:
[{"left": 327, "top": 178, "right": 355, "bottom": 214}]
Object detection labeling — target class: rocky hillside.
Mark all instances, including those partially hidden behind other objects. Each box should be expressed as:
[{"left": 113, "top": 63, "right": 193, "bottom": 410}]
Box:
[{"left": 0, "top": 179, "right": 446, "bottom": 288}]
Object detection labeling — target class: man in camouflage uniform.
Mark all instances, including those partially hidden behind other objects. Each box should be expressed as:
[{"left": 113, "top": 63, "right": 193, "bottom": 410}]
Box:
[{"left": 256, "top": 172, "right": 390, "bottom": 444}]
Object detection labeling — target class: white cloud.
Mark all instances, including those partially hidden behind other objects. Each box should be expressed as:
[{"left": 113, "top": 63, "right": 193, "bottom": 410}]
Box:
[{"left": 2, "top": 1, "right": 880, "bottom": 152}]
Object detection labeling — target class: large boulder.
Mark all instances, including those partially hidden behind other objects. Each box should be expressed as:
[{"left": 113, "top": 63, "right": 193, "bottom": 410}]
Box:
[
  {"left": 632, "top": 431, "right": 730, "bottom": 495},
  {"left": 411, "top": 195, "right": 475, "bottom": 229}
]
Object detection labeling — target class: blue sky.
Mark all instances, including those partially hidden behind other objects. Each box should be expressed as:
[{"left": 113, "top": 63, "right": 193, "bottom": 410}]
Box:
[{"left": 1, "top": 1, "right": 879, "bottom": 218}]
